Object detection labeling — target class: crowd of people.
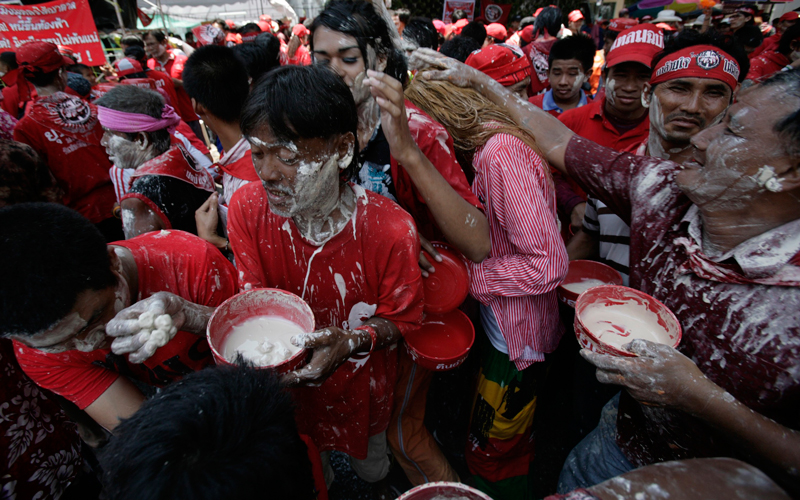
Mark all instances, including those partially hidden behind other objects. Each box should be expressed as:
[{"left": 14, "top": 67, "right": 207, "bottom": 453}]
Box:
[{"left": 0, "top": 1, "right": 798, "bottom": 499}]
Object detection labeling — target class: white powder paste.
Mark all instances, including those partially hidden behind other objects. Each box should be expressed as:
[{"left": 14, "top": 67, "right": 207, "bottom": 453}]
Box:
[
  {"left": 223, "top": 316, "right": 304, "bottom": 366},
  {"left": 562, "top": 278, "right": 609, "bottom": 294},
  {"left": 430, "top": 495, "right": 471, "bottom": 500},
  {"left": 581, "top": 301, "right": 670, "bottom": 349}
]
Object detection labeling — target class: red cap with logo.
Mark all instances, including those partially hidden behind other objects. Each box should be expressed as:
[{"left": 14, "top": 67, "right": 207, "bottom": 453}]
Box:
[
  {"left": 650, "top": 44, "right": 740, "bottom": 90},
  {"left": 569, "top": 10, "right": 584, "bottom": 22},
  {"left": 486, "top": 23, "right": 508, "bottom": 41},
  {"left": 607, "top": 18, "right": 639, "bottom": 32},
  {"left": 114, "top": 57, "right": 144, "bottom": 78},
  {"left": 465, "top": 44, "right": 533, "bottom": 86},
  {"left": 605, "top": 24, "right": 665, "bottom": 69},
  {"left": 17, "top": 41, "right": 74, "bottom": 76}
]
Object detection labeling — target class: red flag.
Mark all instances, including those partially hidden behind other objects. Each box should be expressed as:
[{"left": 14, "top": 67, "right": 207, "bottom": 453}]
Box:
[
  {"left": 137, "top": 8, "right": 153, "bottom": 27},
  {"left": 482, "top": 1, "right": 512, "bottom": 25}
]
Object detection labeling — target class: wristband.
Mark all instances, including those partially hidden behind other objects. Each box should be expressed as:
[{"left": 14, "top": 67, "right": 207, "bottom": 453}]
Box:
[{"left": 353, "top": 324, "right": 378, "bottom": 357}]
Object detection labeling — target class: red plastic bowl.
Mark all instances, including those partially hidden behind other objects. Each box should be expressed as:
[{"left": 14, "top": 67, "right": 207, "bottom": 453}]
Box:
[
  {"left": 398, "top": 482, "right": 494, "bottom": 500},
  {"left": 207, "top": 288, "right": 315, "bottom": 374},
  {"left": 557, "top": 260, "right": 624, "bottom": 307},
  {"left": 574, "top": 285, "right": 681, "bottom": 357},
  {"left": 404, "top": 309, "right": 475, "bottom": 371},
  {"left": 422, "top": 241, "right": 470, "bottom": 314}
]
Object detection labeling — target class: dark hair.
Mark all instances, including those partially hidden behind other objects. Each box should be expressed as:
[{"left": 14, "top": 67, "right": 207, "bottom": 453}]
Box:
[
  {"left": 66, "top": 72, "right": 91, "bottom": 96},
  {"left": 534, "top": 6, "right": 562, "bottom": 38},
  {"left": 143, "top": 30, "right": 166, "bottom": 43},
  {"left": 0, "top": 140, "right": 62, "bottom": 208},
  {"left": 311, "top": 0, "right": 408, "bottom": 84},
  {"left": 25, "top": 69, "right": 60, "bottom": 87},
  {"left": 240, "top": 22, "right": 262, "bottom": 35},
  {"left": 778, "top": 23, "right": 800, "bottom": 55},
  {"left": 651, "top": 30, "right": 750, "bottom": 83},
  {"left": 120, "top": 35, "right": 144, "bottom": 48},
  {"left": 735, "top": 24, "right": 763, "bottom": 50},
  {"left": 240, "top": 65, "right": 359, "bottom": 180},
  {"left": 124, "top": 45, "right": 147, "bottom": 65},
  {"left": 440, "top": 35, "right": 482, "bottom": 62},
  {"left": 395, "top": 8, "right": 410, "bottom": 24},
  {"left": 0, "top": 203, "right": 116, "bottom": 336},
  {"left": 0, "top": 51, "right": 17, "bottom": 70},
  {"left": 461, "top": 21, "right": 487, "bottom": 45},
  {"left": 99, "top": 364, "right": 317, "bottom": 500},
  {"left": 68, "top": 63, "right": 90, "bottom": 73},
  {"left": 183, "top": 45, "right": 249, "bottom": 123},
  {"left": 451, "top": 9, "right": 467, "bottom": 21},
  {"left": 402, "top": 17, "right": 438, "bottom": 50},
  {"left": 94, "top": 86, "right": 171, "bottom": 153},
  {"left": 549, "top": 33, "right": 596, "bottom": 72},
  {"left": 232, "top": 33, "right": 282, "bottom": 84},
  {"left": 761, "top": 68, "right": 800, "bottom": 157}
]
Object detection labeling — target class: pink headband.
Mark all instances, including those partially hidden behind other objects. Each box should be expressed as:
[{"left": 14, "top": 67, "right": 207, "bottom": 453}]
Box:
[{"left": 97, "top": 104, "right": 181, "bottom": 134}]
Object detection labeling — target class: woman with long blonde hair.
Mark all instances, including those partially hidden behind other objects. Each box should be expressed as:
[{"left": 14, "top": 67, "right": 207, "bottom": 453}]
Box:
[{"left": 405, "top": 73, "right": 569, "bottom": 499}]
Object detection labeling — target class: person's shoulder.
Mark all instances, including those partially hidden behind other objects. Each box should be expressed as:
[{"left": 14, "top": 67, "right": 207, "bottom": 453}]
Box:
[
  {"left": 358, "top": 186, "right": 417, "bottom": 238},
  {"left": 404, "top": 100, "right": 447, "bottom": 135},
  {"left": 528, "top": 93, "right": 545, "bottom": 107}
]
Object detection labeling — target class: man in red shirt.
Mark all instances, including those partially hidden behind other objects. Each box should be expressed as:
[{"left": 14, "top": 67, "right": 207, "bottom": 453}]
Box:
[
  {"left": 745, "top": 23, "right": 800, "bottom": 83},
  {"left": 556, "top": 24, "right": 662, "bottom": 232},
  {"left": 143, "top": 30, "right": 202, "bottom": 140},
  {"left": 750, "top": 11, "right": 798, "bottom": 59},
  {"left": 2, "top": 204, "right": 237, "bottom": 431},
  {"left": 528, "top": 35, "right": 596, "bottom": 116},
  {"left": 413, "top": 48, "right": 800, "bottom": 496},
  {"left": 12, "top": 41, "right": 120, "bottom": 240}
]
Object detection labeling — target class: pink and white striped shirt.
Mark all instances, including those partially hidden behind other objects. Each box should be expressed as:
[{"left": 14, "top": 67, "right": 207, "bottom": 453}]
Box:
[{"left": 469, "top": 133, "right": 568, "bottom": 370}]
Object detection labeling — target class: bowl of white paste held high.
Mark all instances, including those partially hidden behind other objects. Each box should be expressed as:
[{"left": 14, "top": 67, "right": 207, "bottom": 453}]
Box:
[
  {"left": 207, "top": 288, "right": 315, "bottom": 374},
  {"left": 398, "top": 481, "right": 494, "bottom": 500},
  {"left": 558, "top": 260, "right": 624, "bottom": 307},
  {"left": 574, "top": 285, "right": 682, "bottom": 357}
]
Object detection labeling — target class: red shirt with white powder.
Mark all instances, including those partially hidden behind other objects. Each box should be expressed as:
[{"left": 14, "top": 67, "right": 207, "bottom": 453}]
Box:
[
  {"left": 13, "top": 92, "right": 116, "bottom": 224},
  {"left": 14, "top": 230, "right": 237, "bottom": 410},
  {"left": 469, "top": 133, "right": 568, "bottom": 369},
  {"left": 227, "top": 182, "right": 424, "bottom": 459},
  {"left": 564, "top": 135, "right": 800, "bottom": 469}
]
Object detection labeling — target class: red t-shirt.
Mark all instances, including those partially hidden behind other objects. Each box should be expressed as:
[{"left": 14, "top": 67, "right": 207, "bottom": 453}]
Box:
[
  {"left": 746, "top": 50, "right": 790, "bottom": 82},
  {"left": 148, "top": 52, "right": 198, "bottom": 125},
  {"left": 14, "top": 230, "right": 237, "bottom": 410},
  {"left": 564, "top": 135, "right": 800, "bottom": 468},
  {"left": 13, "top": 92, "right": 116, "bottom": 224},
  {"left": 392, "top": 101, "right": 483, "bottom": 241},
  {"left": 528, "top": 93, "right": 561, "bottom": 117},
  {"left": 147, "top": 50, "right": 187, "bottom": 80},
  {"left": 227, "top": 182, "right": 424, "bottom": 459}
]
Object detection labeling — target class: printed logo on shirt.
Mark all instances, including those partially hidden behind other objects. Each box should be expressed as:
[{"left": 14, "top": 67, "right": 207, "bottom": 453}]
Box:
[
  {"left": 357, "top": 161, "right": 397, "bottom": 202},
  {"left": 696, "top": 50, "right": 721, "bottom": 70},
  {"left": 54, "top": 97, "right": 92, "bottom": 126}
]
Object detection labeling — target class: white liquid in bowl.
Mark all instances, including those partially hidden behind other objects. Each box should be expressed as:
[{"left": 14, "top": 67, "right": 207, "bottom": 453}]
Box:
[
  {"left": 562, "top": 278, "right": 609, "bottom": 294},
  {"left": 223, "top": 316, "right": 304, "bottom": 366},
  {"left": 580, "top": 301, "right": 670, "bottom": 349}
]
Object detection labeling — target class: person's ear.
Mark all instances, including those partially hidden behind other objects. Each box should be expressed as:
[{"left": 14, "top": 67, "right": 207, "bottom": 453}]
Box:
[
  {"left": 107, "top": 247, "right": 121, "bottom": 270},
  {"left": 776, "top": 161, "right": 800, "bottom": 193},
  {"left": 375, "top": 55, "right": 388, "bottom": 73},
  {"left": 135, "top": 132, "right": 150, "bottom": 150},
  {"left": 191, "top": 98, "right": 207, "bottom": 117},
  {"left": 335, "top": 132, "right": 356, "bottom": 168}
]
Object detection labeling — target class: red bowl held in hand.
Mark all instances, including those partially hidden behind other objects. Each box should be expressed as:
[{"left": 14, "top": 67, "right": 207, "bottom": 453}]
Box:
[
  {"left": 404, "top": 309, "right": 475, "bottom": 371},
  {"left": 557, "top": 260, "right": 624, "bottom": 307},
  {"left": 207, "top": 288, "right": 315, "bottom": 374},
  {"left": 574, "top": 285, "right": 681, "bottom": 357},
  {"left": 398, "top": 481, "right": 494, "bottom": 500},
  {"left": 422, "top": 241, "right": 470, "bottom": 314}
]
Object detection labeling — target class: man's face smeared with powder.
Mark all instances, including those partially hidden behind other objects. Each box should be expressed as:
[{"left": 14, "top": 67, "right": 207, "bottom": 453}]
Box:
[
  {"left": 650, "top": 77, "right": 732, "bottom": 145},
  {"left": 248, "top": 125, "right": 347, "bottom": 219}
]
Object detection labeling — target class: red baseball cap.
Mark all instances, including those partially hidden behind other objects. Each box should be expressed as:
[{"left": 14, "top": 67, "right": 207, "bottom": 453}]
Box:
[
  {"left": 519, "top": 24, "right": 536, "bottom": 43},
  {"left": 780, "top": 11, "right": 799, "bottom": 22},
  {"left": 465, "top": 44, "right": 533, "bottom": 86},
  {"left": 607, "top": 18, "right": 639, "bottom": 33},
  {"left": 486, "top": 23, "right": 508, "bottom": 41},
  {"left": 17, "top": 41, "right": 73, "bottom": 75},
  {"left": 735, "top": 6, "right": 757, "bottom": 17},
  {"left": 224, "top": 19, "right": 237, "bottom": 29},
  {"left": 114, "top": 57, "right": 144, "bottom": 78},
  {"left": 433, "top": 19, "right": 446, "bottom": 35},
  {"left": 569, "top": 10, "right": 584, "bottom": 23},
  {"left": 605, "top": 24, "right": 665, "bottom": 69},
  {"left": 292, "top": 24, "right": 310, "bottom": 37}
]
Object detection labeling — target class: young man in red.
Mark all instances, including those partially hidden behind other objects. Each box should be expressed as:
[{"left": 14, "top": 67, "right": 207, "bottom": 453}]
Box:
[
  {"left": 555, "top": 24, "right": 662, "bottom": 232},
  {"left": 3, "top": 203, "right": 237, "bottom": 431},
  {"left": 745, "top": 23, "right": 800, "bottom": 83},
  {"left": 12, "top": 41, "right": 119, "bottom": 241},
  {"left": 528, "top": 35, "right": 596, "bottom": 116}
]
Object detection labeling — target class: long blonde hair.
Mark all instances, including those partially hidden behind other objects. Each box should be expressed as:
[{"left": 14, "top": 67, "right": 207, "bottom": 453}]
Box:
[{"left": 405, "top": 74, "right": 548, "bottom": 177}]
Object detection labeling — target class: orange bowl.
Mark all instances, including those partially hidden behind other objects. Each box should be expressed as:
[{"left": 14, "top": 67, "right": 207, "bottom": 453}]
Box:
[
  {"left": 404, "top": 309, "right": 475, "bottom": 371},
  {"left": 574, "top": 285, "right": 681, "bottom": 357},
  {"left": 557, "top": 260, "right": 624, "bottom": 307},
  {"left": 398, "top": 482, "right": 494, "bottom": 500},
  {"left": 207, "top": 288, "right": 314, "bottom": 373}
]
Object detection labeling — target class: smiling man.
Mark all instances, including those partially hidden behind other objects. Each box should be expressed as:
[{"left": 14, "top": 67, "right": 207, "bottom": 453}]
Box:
[
  {"left": 411, "top": 48, "right": 800, "bottom": 494},
  {"left": 2, "top": 203, "right": 237, "bottom": 432}
]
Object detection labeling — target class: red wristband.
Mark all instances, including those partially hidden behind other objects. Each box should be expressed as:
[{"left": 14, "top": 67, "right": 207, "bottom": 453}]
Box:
[{"left": 352, "top": 324, "right": 377, "bottom": 358}]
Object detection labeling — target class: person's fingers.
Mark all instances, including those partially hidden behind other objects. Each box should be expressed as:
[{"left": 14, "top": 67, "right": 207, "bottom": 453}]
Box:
[
  {"left": 624, "top": 338, "right": 669, "bottom": 358},
  {"left": 105, "top": 318, "right": 144, "bottom": 337},
  {"left": 373, "top": 96, "right": 404, "bottom": 119},
  {"left": 110, "top": 330, "right": 148, "bottom": 354},
  {"left": 288, "top": 355, "right": 328, "bottom": 385},
  {"left": 418, "top": 253, "right": 435, "bottom": 274},
  {"left": 595, "top": 369, "right": 627, "bottom": 386},
  {"left": 580, "top": 349, "right": 631, "bottom": 372},
  {"left": 197, "top": 193, "right": 216, "bottom": 213},
  {"left": 291, "top": 329, "right": 336, "bottom": 349},
  {"left": 409, "top": 48, "right": 449, "bottom": 70},
  {"left": 419, "top": 236, "right": 443, "bottom": 263}
]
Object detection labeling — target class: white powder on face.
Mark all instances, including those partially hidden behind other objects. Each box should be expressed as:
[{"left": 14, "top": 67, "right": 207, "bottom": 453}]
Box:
[
  {"left": 605, "top": 78, "right": 617, "bottom": 106},
  {"left": 105, "top": 134, "right": 153, "bottom": 170},
  {"left": 562, "top": 278, "right": 609, "bottom": 294},
  {"left": 581, "top": 301, "right": 672, "bottom": 349},
  {"left": 223, "top": 316, "right": 305, "bottom": 366}
]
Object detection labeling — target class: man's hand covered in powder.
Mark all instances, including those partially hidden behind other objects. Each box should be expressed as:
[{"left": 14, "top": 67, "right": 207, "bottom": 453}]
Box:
[
  {"left": 281, "top": 327, "right": 371, "bottom": 387},
  {"left": 409, "top": 48, "right": 481, "bottom": 88},
  {"left": 582, "top": 339, "right": 713, "bottom": 411}
]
